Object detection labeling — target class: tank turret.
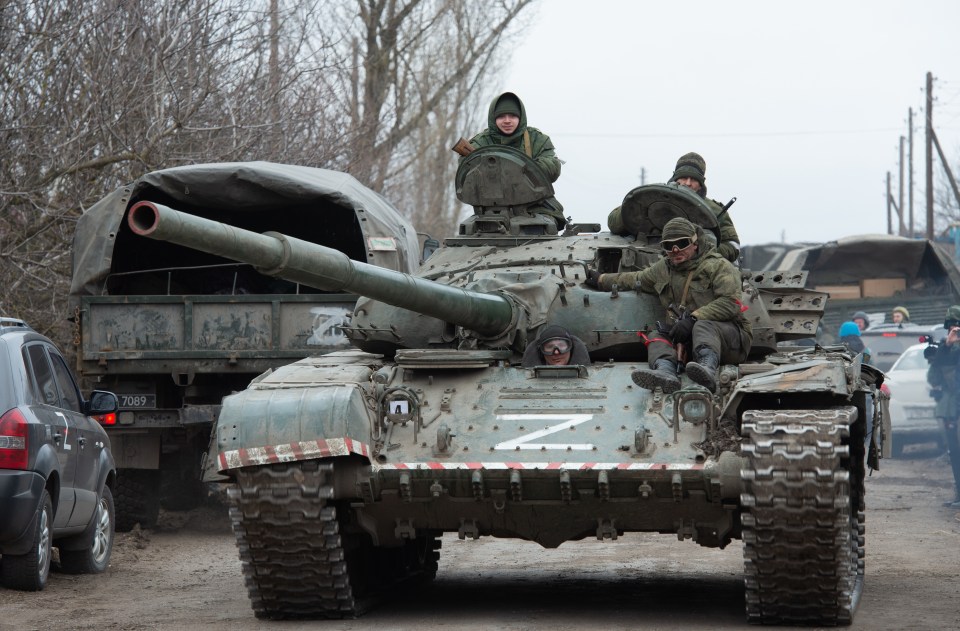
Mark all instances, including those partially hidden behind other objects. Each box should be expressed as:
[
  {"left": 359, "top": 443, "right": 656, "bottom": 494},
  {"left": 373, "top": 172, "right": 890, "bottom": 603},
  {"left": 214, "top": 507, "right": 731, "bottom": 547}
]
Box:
[{"left": 129, "top": 158, "right": 823, "bottom": 360}]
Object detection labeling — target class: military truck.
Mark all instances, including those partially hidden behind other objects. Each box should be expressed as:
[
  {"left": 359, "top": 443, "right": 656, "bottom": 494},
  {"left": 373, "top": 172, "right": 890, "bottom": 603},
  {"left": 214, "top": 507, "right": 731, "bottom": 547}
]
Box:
[
  {"left": 742, "top": 236, "right": 960, "bottom": 342},
  {"left": 69, "top": 162, "right": 422, "bottom": 530},
  {"left": 131, "top": 148, "right": 885, "bottom": 624}
]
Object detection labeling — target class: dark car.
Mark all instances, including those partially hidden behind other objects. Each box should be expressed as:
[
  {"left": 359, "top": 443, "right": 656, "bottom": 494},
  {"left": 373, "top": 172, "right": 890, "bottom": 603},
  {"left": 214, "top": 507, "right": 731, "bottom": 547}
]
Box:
[
  {"left": 0, "top": 317, "right": 119, "bottom": 591},
  {"left": 859, "top": 323, "right": 947, "bottom": 372}
]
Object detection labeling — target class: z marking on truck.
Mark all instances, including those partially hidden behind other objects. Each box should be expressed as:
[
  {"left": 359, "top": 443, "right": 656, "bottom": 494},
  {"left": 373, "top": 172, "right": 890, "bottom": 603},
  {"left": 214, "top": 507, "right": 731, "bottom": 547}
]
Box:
[{"left": 494, "top": 413, "right": 595, "bottom": 451}]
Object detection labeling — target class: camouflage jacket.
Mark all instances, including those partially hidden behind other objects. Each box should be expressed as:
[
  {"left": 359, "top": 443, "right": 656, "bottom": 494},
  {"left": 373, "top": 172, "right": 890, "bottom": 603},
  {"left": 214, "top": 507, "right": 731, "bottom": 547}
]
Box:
[
  {"left": 705, "top": 197, "right": 741, "bottom": 263},
  {"left": 598, "top": 248, "right": 752, "bottom": 339},
  {"left": 468, "top": 92, "right": 561, "bottom": 183},
  {"left": 606, "top": 197, "right": 741, "bottom": 263},
  {"left": 927, "top": 341, "right": 960, "bottom": 419}
]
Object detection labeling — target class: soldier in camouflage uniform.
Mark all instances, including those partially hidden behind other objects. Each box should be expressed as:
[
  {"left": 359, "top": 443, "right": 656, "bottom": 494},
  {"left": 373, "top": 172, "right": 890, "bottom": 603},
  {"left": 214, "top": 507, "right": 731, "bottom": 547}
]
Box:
[
  {"left": 467, "top": 92, "right": 565, "bottom": 228},
  {"left": 607, "top": 152, "right": 741, "bottom": 263},
  {"left": 586, "top": 217, "right": 751, "bottom": 393},
  {"left": 926, "top": 305, "right": 960, "bottom": 507}
]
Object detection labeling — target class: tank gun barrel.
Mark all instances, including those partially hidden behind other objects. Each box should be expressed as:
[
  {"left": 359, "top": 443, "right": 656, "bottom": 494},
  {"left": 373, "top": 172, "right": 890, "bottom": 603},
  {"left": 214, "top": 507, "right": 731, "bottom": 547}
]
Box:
[{"left": 128, "top": 201, "right": 515, "bottom": 337}]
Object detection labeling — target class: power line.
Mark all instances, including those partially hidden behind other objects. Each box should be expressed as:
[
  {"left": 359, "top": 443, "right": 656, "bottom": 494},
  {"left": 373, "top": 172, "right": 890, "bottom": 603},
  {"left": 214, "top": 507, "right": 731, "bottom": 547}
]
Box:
[{"left": 553, "top": 127, "right": 908, "bottom": 139}]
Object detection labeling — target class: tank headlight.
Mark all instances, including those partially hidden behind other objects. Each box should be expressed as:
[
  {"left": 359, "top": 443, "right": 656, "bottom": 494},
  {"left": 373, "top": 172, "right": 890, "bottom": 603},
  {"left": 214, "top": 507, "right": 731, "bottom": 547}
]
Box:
[{"left": 680, "top": 396, "right": 710, "bottom": 423}]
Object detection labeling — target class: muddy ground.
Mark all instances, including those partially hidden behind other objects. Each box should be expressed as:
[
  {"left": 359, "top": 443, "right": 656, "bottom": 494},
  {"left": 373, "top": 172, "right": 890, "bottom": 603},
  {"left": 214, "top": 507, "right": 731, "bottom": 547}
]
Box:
[{"left": 2, "top": 446, "right": 959, "bottom": 631}]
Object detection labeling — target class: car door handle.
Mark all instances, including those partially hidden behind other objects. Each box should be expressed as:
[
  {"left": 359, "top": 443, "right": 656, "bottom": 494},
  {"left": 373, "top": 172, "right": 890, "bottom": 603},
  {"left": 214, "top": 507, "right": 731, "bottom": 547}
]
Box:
[{"left": 78, "top": 436, "right": 87, "bottom": 447}]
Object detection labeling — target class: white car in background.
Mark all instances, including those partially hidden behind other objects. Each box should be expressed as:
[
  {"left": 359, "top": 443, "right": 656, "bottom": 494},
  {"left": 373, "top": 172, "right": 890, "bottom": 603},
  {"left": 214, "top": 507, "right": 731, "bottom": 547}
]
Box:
[{"left": 884, "top": 343, "right": 945, "bottom": 457}]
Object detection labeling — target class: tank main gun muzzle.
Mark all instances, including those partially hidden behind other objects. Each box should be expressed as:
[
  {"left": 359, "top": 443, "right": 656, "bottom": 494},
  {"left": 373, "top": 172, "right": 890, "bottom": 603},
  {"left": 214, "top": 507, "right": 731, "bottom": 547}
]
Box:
[{"left": 128, "top": 201, "right": 515, "bottom": 338}]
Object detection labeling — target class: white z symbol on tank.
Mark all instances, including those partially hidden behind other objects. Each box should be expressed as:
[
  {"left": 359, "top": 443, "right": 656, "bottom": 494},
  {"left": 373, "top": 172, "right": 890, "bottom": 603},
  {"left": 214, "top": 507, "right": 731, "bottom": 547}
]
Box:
[
  {"left": 494, "top": 413, "right": 595, "bottom": 451},
  {"left": 55, "top": 412, "right": 72, "bottom": 451}
]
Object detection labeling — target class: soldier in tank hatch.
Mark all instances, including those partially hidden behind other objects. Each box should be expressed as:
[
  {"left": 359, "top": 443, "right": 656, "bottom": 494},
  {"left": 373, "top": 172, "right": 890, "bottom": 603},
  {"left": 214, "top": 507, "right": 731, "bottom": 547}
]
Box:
[
  {"left": 464, "top": 91, "right": 565, "bottom": 229},
  {"left": 521, "top": 324, "right": 590, "bottom": 367},
  {"left": 668, "top": 152, "right": 741, "bottom": 264},
  {"left": 586, "top": 217, "right": 751, "bottom": 393},
  {"left": 925, "top": 305, "right": 960, "bottom": 508},
  {"left": 606, "top": 152, "right": 741, "bottom": 264}
]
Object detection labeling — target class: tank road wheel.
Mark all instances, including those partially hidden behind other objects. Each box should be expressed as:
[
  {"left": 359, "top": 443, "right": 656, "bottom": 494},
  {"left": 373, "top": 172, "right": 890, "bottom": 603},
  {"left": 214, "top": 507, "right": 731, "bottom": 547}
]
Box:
[
  {"left": 740, "top": 407, "right": 864, "bottom": 625},
  {"left": 114, "top": 469, "right": 161, "bottom": 532}
]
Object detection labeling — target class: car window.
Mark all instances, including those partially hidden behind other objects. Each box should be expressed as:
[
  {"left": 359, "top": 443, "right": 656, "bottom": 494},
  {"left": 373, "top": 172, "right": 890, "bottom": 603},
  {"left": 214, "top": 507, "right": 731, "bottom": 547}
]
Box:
[
  {"left": 25, "top": 344, "right": 59, "bottom": 406},
  {"left": 49, "top": 350, "right": 82, "bottom": 413},
  {"left": 891, "top": 347, "right": 926, "bottom": 372},
  {"left": 862, "top": 333, "right": 918, "bottom": 356}
]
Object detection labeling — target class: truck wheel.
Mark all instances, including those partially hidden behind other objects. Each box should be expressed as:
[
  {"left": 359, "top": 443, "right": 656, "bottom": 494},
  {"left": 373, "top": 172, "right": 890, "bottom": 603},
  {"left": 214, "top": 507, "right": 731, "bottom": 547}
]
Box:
[
  {"left": 160, "top": 448, "right": 205, "bottom": 511},
  {"left": 114, "top": 469, "right": 160, "bottom": 532},
  {"left": 59, "top": 486, "right": 115, "bottom": 574},
  {"left": 0, "top": 489, "right": 53, "bottom": 591}
]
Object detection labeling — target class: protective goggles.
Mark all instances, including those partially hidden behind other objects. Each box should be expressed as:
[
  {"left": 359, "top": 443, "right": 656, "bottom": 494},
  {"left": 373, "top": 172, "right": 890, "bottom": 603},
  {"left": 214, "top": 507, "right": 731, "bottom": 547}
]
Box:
[
  {"left": 660, "top": 236, "right": 696, "bottom": 251},
  {"left": 540, "top": 337, "right": 572, "bottom": 355}
]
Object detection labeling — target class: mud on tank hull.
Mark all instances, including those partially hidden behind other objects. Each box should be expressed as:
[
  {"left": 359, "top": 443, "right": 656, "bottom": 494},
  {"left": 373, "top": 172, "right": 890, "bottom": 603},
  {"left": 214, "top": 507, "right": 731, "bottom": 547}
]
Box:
[{"left": 217, "top": 348, "right": 870, "bottom": 624}]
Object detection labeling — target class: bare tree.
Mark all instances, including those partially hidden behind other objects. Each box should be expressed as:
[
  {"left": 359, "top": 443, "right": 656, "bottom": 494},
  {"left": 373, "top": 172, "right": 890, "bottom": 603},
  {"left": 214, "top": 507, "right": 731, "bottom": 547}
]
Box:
[
  {"left": 0, "top": 0, "right": 534, "bottom": 341},
  {"left": 933, "top": 150, "right": 960, "bottom": 236}
]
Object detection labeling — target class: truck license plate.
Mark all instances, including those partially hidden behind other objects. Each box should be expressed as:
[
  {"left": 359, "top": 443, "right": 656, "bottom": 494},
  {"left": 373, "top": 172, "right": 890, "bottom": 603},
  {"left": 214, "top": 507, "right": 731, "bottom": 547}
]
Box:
[{"left": 118, "top": 394, "right": 157, "bottom": 409}]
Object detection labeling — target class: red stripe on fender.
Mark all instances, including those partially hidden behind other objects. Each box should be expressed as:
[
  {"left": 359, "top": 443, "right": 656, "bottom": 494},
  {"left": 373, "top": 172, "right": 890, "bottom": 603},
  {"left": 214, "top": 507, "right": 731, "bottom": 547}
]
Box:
[{"left": 263, "top": 445, "right": 278, "bottom": 463}]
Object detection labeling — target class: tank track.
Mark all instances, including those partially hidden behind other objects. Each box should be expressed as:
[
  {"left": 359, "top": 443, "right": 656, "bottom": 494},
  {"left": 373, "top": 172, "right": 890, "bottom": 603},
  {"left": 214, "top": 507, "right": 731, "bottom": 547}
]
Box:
[
  {"left": 740, "top": 407, "right": 864, "bottom": 625},
  {"left": 228, "top": 459, "right": 439, "bottom": 619}
]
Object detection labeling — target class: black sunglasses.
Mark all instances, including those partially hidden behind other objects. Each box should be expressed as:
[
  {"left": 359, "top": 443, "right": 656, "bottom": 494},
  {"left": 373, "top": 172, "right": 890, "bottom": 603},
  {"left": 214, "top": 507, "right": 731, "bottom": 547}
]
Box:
[{"left": 661, "top": 237, "right": 693, "bottom": 251}]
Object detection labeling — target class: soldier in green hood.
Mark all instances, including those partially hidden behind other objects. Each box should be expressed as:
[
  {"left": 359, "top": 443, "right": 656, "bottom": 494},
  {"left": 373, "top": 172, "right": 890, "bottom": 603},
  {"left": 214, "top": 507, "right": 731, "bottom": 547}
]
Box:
[
  {"left": 467, "top": 92, "right": 565, "bottom": 228},
  {"left": 607, "top": 152, "right": 742, "bottom": 263},
  {"left": 586, "top": 217, "right": 751, "bottom": 393},
  {"left": 926, "top": 305, "right": 960, "bottom": 507}
]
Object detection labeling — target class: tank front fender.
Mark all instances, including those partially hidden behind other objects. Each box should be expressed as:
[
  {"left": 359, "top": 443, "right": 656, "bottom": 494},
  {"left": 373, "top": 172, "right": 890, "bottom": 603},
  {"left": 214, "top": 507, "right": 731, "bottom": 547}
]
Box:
[
  {"left": 723, "top": 358, "right": 853, "bottom": 419},
  {"left": 214, "top": 383, "right": 375, "bottom": 472}
]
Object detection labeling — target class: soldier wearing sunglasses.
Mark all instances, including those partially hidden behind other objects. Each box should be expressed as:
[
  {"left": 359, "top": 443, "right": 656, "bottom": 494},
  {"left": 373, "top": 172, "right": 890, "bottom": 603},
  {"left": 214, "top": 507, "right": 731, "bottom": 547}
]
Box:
[{"left": 585, "top": 217, "right": 752, "bottom": 392}]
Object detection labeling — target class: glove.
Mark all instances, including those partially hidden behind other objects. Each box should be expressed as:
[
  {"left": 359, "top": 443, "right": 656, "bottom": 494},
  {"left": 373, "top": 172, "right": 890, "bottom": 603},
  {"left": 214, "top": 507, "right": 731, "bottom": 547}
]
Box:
[
  {"left": 923, "top": 344, "right": 938, "bottom": 361},
  {"left": 668, "top": 313, "right": 696, "bottom": 344},
  {"left": 584, "top": 267, "right": 601, "bottom": 289}
]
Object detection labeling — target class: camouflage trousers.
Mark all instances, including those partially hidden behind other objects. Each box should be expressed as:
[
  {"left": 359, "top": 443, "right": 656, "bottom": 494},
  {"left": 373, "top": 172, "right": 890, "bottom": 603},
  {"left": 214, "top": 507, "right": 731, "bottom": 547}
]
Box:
[{"left": 647, "top": 319, "right": 750, "bottom": 367}]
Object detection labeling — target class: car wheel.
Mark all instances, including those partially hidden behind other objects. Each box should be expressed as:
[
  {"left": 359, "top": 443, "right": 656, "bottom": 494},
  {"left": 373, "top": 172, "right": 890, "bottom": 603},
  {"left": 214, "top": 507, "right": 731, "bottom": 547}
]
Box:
[
  {"left": 0, "top": 489, "right": 53, "bottom": 591},
  {"left": 59, "top": 485, "right": 115, "bottom": 574}
]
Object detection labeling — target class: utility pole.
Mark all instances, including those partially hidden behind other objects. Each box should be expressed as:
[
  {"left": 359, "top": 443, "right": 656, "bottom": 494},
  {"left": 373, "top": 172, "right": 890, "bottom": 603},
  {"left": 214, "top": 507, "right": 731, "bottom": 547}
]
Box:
[
  {"left": 925, "top": 71, "right": 934, "bottom": 240},
  {"left": 886, "top": 171, "right": 893, "bottom": 234},
  {"left": 640, "top": 168, "right": 646, "bottom": 185},
  {"left": 899, "top": 135, "right": 905, "bottom": 235},
  {"left": 908, "top": 107, "right": 915, "bottom": 237}
]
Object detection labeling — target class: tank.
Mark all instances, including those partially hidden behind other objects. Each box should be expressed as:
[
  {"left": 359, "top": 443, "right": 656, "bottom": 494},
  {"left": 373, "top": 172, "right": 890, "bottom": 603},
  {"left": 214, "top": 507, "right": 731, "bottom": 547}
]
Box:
[{"left": 129, "top": 147, "right": 885, "bottom": 624}]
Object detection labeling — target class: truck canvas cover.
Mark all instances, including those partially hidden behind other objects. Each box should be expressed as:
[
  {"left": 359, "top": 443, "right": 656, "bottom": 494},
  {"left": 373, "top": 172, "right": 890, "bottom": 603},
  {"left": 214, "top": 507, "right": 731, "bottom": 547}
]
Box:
[{"left": 70, "top": 162, "right": 420, "bottom": 300}]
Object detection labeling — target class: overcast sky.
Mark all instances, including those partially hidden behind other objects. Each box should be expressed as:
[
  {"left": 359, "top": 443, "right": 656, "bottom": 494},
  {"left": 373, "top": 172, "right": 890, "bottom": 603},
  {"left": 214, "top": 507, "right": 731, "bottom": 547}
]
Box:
[{"left": 492, "top": 0, "right": 960, "bottom": 245}]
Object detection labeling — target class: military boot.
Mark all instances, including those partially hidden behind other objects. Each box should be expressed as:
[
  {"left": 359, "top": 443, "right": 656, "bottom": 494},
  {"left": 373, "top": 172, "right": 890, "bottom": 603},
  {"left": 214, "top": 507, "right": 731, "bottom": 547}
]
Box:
[
  {"left": 631, "top": 359, "right": 681, "bottom": 393},
  {"left": 686, "top": 346, "right": 720, "bottom": 393}
]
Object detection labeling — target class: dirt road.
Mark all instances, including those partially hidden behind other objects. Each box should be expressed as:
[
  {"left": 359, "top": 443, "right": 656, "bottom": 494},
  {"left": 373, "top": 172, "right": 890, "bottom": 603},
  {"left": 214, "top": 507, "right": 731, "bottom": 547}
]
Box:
[{"left": 2, "top": 448, "right": 959, "bottom": 631}]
